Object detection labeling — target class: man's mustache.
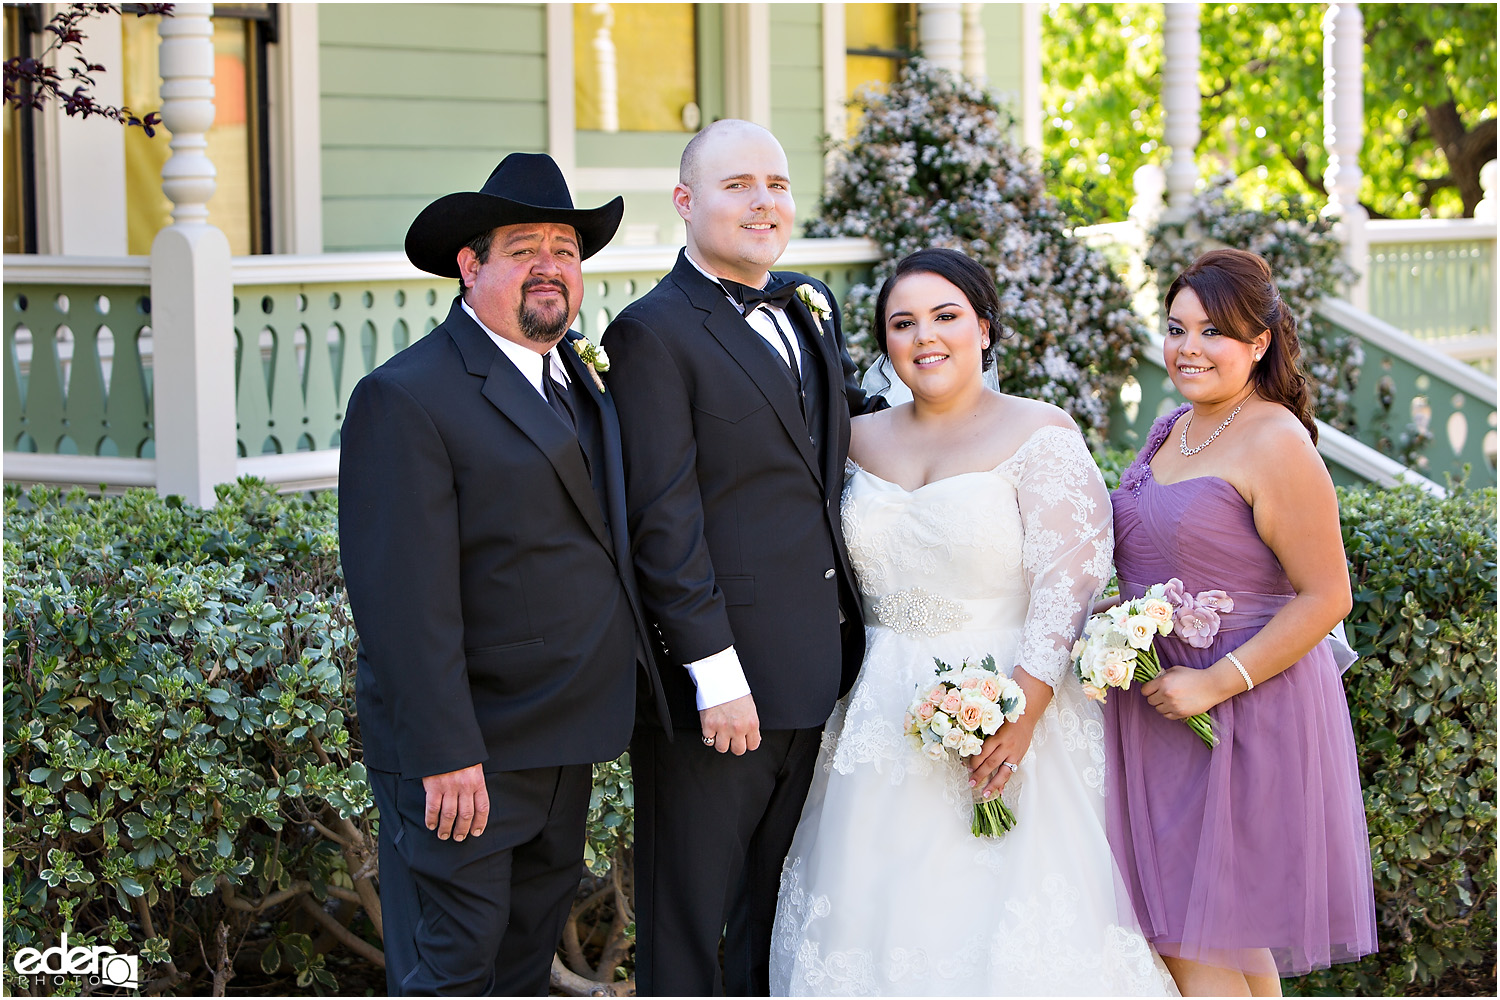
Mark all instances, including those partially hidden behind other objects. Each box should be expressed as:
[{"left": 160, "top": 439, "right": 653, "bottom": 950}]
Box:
[{"left": 523, "top": 279, "right": 568, "bottom": 298}]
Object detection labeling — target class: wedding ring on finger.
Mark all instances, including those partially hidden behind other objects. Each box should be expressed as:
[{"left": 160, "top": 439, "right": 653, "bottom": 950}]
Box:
[
  {"left": 703, "top": 736, "right": 715, "bottom": 746},
  {"left": 1003, "top": 761, "right": 1018, "bottom": 773}
]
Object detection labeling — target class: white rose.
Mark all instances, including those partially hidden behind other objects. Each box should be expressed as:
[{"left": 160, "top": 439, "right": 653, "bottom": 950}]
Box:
[
  {"left": 979, "top": 702, "right": 1004, "bottom": 735},
  {"left": 959, "top": 733, "right": 984, "bottom": 756},
  {"left": 999, "top": 679, "right": 1027, "bottom": 722},
  {"left": 1123, "top": 615, "right": 1158, "bottom": 650},
  {"left": 942, "top": 727, "right": 964, "bottom": 749},
  {"left": 930, "top": 711, "right": 953, "bottom": 736},
  {"left": 923, "top": 741, "right": 948, "bottom": 762}
]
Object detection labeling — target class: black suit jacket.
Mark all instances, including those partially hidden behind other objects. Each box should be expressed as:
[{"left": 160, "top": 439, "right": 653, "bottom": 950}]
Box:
[
  {"left": 339, "top": 297, "right": 669, "bottom": 778},
  {"left": 602, "top": 251, "right": 884, "bottom": 731}
]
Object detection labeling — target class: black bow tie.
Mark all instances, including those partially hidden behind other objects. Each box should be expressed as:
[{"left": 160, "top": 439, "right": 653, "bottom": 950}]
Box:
[{"left": 721, "top": 276, "right": 797, "bottom": 312}]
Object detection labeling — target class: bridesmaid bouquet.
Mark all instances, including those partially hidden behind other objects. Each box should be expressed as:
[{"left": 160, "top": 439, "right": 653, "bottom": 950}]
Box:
[
  {"left": 904, "top": 655, "right": 1027, "bottom": 838},
  {"left": 1071, "top": 579, "right": 1227, "bottom": 748}
]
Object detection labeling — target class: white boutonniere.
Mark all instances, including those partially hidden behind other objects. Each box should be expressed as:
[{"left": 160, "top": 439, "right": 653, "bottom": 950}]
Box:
[
  {"left": 796, "top": 284, "right": 833, "bottom": 323},
  {"left": 572, "top": 336, "right": 610, "bottom": 392}
]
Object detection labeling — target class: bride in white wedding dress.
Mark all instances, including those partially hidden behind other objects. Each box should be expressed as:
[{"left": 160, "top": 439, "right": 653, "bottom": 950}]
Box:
[{"left": 769, "top": 250, "right": 1177, "bottom": 997}]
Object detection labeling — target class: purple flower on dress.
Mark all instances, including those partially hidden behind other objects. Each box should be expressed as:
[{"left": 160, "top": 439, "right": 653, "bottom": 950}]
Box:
[
  {"left": 1174, "top": 605, "right": 1223, "bottom": 648},
  {"left": 1162, "top": 578, "right": 1235, "bottom": 649}
]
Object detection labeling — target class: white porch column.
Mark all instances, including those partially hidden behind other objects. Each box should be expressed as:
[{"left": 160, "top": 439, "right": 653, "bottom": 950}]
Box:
[
  {"left": 1322, "top": 2, "right": 1369, "bottom": 309},
  {"left": 961, "top": 4, "right": 986, "bottom": 85},
  {"left": 918, "top": 3, "right": 963, "bottom": 75},
  {"left": 149, "top": 3, "right": 237, "bottom": 506},
  {"left": 1161, "top": 3, "right": 1201, "bottom": 221}
]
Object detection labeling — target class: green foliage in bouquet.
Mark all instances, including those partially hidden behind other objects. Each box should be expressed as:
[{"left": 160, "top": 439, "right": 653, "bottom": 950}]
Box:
[
  {"left": 1290, "top": 484, "right": 1496, "bottom": 996},
  {"left": 810, "top": 58, "right": 1147, "bottom": 435}
]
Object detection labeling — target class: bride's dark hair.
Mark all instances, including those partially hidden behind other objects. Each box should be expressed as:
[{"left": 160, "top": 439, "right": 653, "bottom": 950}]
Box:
[
  {"left": 874, "top": 248, "right": 1004, "bottom": 371},
  {"left": 1165, "top": 248, "right": 1317, "bottom": 443}
]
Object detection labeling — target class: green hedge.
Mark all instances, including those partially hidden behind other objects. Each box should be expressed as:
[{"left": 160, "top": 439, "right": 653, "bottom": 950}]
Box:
[
  {"left": 4, "top": 474, "right": 1494, "bottom": 995},
  {"left": 1299, "top": 483, "right": 1496, "bottom": 996}
]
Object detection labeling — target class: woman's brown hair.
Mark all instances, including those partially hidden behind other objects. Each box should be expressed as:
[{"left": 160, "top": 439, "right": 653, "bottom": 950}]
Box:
[{"left": 1165, "top": 248, "right": 1318, "bottom": 443}]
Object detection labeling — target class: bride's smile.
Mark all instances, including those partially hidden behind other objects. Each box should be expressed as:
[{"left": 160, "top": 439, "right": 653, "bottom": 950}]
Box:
[{"left": 882, "top": 271, "right": 991, "bottom": 399}]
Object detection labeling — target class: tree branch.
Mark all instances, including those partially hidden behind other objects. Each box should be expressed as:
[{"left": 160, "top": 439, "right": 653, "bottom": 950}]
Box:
[{"left": 296, "top": 894, "right": 386, "bottom": 968}]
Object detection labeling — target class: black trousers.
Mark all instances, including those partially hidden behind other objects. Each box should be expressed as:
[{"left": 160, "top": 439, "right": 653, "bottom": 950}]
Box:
[
  {"left": 631, "top": 726, "right": 822, "bottom": 996},
  {"left": 370, "top": 764, "right": 592, "bottom": 996}
]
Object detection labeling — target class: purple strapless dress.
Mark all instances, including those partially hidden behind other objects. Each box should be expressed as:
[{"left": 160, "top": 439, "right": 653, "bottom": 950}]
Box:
[{"left": 1105, "top": 406, "right": 1377, "bottom": 977}]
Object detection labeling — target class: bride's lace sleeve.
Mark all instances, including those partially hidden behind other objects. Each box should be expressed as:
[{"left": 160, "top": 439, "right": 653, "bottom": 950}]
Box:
[{"left": 1015, "top": 425, "right": 1114, "bottom": 688}]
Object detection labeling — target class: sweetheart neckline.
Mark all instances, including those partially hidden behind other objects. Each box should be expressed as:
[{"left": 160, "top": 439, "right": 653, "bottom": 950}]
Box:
[{"left": 846, "top": 423, "right": 1075, "bottom": 495}]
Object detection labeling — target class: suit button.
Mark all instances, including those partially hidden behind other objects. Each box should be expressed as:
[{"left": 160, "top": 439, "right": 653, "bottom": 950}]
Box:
[{"left": 824, "top": 569, "right": 835, "bottom": 579}]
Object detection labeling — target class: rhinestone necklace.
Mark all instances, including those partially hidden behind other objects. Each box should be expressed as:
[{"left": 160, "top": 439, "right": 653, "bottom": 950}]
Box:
[{"left": 1180, "top": 400, "right": 1247, "bottom": 457}]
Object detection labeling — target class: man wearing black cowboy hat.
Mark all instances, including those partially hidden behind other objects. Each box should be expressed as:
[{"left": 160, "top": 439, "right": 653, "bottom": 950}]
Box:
[{"left": 339, "top": 152, "right": 669, "bottom": 995}]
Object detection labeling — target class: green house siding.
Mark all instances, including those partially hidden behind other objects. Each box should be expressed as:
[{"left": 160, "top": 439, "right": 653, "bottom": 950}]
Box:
[
  {"left": 770, "top": 4, "right": 826, "bottom": 224},
  {"left": 319, "top": 3, "right": 550, "bottom": 252}
]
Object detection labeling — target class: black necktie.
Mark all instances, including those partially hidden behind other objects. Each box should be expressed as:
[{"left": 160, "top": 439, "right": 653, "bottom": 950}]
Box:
[{"left": 542, "top": 351, "right": 575, "bottom": 433}]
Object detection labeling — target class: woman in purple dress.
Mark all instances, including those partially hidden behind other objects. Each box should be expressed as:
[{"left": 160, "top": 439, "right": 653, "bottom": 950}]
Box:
[{"left": 1106, "top": 249, "right": 1377, "bottom": 995}]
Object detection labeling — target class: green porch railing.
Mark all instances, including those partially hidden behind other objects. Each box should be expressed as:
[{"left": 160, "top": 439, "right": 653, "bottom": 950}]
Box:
[
  {"left": 4, "top": 241, "right": 880, "bottom": 471},
  {"left": 1365, "top": 219, "right": 1496, "bottom": 368},
  {"left": 1317, "top": 295, "right": 1497, "bottom": 487},
  {"left": 5, "top": 278, "right": 155, "bottom": 457}
]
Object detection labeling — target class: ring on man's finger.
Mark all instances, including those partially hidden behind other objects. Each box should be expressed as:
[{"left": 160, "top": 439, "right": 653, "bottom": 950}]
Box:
[{"left": 703, "top": 735, "right": 715, "bottom": 746}]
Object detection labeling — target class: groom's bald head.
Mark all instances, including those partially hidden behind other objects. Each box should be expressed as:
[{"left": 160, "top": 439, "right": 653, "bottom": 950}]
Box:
[{"left": 679, "top": 119, "right": 783, "bottom": 191}]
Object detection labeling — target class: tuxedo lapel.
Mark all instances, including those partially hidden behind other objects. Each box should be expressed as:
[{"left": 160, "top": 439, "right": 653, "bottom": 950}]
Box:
[
  {"left": 670, "top": 255, "right": 822, "bottom": 484},
  {"left": 782, "top": 287, "right": 846, "bottom": 492},
  {"left": 443, "top": 303, "right": 612, "bottom": 552}
]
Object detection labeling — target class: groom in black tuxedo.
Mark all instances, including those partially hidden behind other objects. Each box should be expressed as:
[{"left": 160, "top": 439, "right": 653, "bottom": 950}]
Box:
[
  {"left": 603, "top": 120, "right": 885, "bottom": 995},
  {"left": 339, "top": 153, "right": 668, "bottom": 995}
]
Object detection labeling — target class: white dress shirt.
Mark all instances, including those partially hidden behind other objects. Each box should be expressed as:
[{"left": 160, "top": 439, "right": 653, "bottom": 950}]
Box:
[
  {"left": 685, "top": 252, "right": 802, "bottom": 377},
  {"left": 461, "top": 299, "right": 571, "bottom": 397}
]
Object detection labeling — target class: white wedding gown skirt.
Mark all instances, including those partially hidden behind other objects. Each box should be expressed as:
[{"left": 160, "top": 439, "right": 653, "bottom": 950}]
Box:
[{"left": 769, "top": 427, "right": 1177, "bottom": 997}]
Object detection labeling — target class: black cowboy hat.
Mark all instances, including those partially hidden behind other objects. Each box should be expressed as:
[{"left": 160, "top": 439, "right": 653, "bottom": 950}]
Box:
[{"left": 404, "top": 153, "right": 624, "bottom": 278}]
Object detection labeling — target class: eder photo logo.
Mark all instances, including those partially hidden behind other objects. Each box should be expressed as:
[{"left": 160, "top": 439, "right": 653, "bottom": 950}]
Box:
[{"left": 11, "top": 933, "right": 140, "bottom": 991}]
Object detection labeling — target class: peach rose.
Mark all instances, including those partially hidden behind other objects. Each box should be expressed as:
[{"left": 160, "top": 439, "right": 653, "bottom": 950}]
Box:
[
  {"left": 915, "top": 701, "right": 937, "bottom": 723},
  {"left": 940, "top": 691, "right": 963, "bottom": 714},
  {"left": 1082, "top": 681, "right": 1108, "bottom": 702},
  {"left": 957, "top": 702, "right": 985, "bottom": 731},
  {"left": 1102, "top": 653, "right": 1132, "bottom": 687},
  {"left": 1141, "top": 598, "right": 1174, "bottom": 634},
  {"left": 978, "top": 676, "right": 1002, "bottom": 702}
]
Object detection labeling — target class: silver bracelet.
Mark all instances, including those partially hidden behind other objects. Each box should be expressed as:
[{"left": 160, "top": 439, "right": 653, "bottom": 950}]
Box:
[{"left": 1225, "top": 650, "right": 1253, "bottom": 692}]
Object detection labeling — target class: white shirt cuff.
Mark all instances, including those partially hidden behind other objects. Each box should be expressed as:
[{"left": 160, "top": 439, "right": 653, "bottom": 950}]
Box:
[{"left": 684, "top": 646, "right": 752, "bottom": 711}]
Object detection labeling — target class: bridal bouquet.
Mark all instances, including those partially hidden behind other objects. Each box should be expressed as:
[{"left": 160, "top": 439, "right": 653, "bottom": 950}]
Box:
[
  {"left": 1071, "top": 579, "right": 1227, "bottom": 748},
  {"left": 904, "top": 655, "right": 1026, "bottom": 838}
]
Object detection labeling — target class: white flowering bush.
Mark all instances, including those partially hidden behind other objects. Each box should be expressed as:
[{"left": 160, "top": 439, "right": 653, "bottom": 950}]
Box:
[
  {"left": 810, "top": 59, "right": 1147, "bottom": 434},
  {"left": 1146, "top": 175, "right": 1364, "bottom": 431}
]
